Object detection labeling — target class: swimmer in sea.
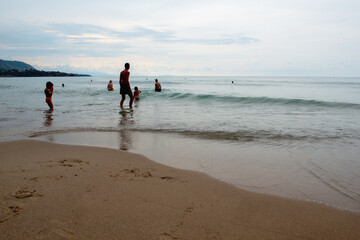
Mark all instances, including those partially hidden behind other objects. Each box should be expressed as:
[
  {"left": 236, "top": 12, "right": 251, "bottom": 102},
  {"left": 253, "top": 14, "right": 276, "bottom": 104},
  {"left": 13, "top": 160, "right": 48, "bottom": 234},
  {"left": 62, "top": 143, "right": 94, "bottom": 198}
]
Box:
[
  {"left": 44, "top": 81, "right": 54, "bottom": 109},
  {"left": 134, "top": 86, "right": 141, "bottom": 100},
  {"left": 155, "top": 79, "right": 162, "bottom": 92},
  {"left": 107, "top": 80, "right": 114, "bottom": 91}
]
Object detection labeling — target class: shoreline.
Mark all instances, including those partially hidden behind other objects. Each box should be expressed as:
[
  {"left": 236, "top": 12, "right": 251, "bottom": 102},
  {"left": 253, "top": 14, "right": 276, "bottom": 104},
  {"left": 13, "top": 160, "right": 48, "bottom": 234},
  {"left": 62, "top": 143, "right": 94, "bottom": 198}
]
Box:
[
  {"left": 28, "top": 130, "right": 360, "bottom": 214},
  {"left": 1, "top": 140, "right": 360, "bottom": 239}
]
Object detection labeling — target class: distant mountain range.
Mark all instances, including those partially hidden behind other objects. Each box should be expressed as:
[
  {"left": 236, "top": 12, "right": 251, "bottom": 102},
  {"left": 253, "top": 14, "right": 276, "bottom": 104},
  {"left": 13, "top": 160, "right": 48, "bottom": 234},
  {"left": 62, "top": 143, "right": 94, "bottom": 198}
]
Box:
[{"left": 0, "top": 59, "right": 91, "bottom": 77}]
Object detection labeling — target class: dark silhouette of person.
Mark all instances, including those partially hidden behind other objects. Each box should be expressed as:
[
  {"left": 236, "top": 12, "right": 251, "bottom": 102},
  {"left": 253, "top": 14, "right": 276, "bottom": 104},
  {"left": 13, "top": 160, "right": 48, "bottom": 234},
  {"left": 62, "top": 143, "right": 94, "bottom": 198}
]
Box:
[{"left": 119, "top": 63, "right": 134, "bottom": 108}]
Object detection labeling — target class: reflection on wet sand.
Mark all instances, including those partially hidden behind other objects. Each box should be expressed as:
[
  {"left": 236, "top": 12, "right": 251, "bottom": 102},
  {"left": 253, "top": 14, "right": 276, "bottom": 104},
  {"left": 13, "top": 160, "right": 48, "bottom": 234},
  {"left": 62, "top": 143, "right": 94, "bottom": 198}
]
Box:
[
  {"left": 43, "top": 109, "right": 54, "bottom": 127},
  {"left": 118, "top": 108, "right": 134, "bottom": 151}
]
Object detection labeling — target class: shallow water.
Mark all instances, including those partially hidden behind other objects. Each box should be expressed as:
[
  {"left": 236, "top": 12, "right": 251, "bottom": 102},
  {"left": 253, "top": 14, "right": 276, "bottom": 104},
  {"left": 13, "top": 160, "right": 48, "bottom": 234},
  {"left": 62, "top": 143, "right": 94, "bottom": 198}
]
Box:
[{"left": 1, "top": 76, "right": 360, "bottom": 212}]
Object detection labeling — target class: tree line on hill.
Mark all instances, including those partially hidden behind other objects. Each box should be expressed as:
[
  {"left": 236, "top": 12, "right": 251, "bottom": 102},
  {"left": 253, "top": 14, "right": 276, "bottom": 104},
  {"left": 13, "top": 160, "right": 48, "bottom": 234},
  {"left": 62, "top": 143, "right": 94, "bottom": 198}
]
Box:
[
  {"left": 0, "top": 69, "right": 90, "bottom": 77},
  {"left": 0, "top": 59, "right": 90, "bottom": 77}
]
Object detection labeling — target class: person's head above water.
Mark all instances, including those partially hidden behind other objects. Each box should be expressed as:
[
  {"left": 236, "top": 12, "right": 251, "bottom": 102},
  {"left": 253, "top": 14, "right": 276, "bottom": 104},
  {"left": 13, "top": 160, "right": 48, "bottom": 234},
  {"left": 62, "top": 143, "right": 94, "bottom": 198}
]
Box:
[{"left": 46, "top": 81, "right": 53, "bottom": 89}]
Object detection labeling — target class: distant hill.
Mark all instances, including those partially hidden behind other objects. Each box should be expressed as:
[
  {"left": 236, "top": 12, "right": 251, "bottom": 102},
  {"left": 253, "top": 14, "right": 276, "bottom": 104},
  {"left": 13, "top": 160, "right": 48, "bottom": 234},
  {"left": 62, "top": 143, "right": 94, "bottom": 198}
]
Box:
[
  {"left": 0, "top": 59, "right": 35, "bottom": 71},
  {"left": 0, "top": 59, "right": 91, "bottom": 77}
]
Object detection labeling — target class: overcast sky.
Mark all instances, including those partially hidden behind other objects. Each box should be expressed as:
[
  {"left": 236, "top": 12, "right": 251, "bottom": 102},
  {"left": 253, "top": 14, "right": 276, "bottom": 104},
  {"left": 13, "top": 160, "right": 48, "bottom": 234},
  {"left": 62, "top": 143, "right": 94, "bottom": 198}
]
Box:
[{"left": 1, "top": 0, "right": 359, "bottom": 76}]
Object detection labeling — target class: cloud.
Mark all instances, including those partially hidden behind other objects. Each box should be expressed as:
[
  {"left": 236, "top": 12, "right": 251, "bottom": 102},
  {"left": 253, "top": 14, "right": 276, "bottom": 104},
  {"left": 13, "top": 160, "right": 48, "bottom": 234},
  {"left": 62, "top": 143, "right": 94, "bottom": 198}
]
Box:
[
  {"left": 45, "top": 23, "right": 258, "bottom": 46},
  {"left": 0, "top": 20, "right": 258, "bottom": 60},
  {"left": 1, "top": 1, "right": 360, "bottom": 76}
]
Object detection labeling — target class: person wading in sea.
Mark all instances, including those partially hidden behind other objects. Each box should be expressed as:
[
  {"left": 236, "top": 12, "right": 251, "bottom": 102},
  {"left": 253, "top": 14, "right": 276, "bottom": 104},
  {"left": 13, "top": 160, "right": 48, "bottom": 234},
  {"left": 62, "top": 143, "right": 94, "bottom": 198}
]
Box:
[
  {"left": 155, "top": 79, "right": 162, "bottom": 92},
  {"left": 119, "top": 63, "right": 134, "bottom": 108},
  {"left": 44, "top": 81, "right": 54, "bottom": 109}
]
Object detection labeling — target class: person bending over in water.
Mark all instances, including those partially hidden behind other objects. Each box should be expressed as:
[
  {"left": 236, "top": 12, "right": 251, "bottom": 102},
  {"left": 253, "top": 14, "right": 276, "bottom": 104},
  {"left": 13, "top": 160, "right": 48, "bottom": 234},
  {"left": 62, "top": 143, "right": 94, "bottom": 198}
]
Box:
[
  {"left": 107, "top": 80, "right": 114, "bottom": 91},
  {"left": 155, "top": 79, "right": 162, "bottom": 92},
  {"left": 44, "top": 81, "right": 54, "bottom": 109},
  {"left": 134, "top": 86, "right": 141, "bottom": 100},
  {"left": 119, "top": 63, "right": 134, "bottom": 108}
]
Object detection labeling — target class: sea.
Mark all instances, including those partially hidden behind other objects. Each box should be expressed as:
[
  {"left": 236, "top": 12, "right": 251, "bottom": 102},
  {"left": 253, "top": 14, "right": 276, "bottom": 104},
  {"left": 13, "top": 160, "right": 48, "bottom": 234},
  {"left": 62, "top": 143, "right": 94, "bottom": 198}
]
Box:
[{"left": 1, "top": 75, "right": 360, "bottom": 213}]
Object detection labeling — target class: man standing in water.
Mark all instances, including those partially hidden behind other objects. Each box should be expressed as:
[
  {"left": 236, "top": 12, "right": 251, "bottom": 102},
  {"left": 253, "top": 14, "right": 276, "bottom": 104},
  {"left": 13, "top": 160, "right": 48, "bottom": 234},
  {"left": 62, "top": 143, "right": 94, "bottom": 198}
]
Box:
[{"left": 119, "top": 63, "right": 134, "bottom": 108}]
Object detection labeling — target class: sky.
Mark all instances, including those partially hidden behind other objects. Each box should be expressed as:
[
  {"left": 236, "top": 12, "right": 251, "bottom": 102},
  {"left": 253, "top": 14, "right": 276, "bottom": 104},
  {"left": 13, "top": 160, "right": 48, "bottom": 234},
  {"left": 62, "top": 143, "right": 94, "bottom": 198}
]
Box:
[{"left": 0, "top": 0, "right": 359, "bottom": 77}]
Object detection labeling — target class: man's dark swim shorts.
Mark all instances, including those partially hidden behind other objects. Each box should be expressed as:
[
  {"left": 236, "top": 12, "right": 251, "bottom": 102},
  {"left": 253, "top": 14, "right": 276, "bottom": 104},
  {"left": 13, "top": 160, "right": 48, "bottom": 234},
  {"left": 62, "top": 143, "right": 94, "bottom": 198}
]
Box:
[{"left": 120, "top": 84, "right": 131, "bottom": 95}]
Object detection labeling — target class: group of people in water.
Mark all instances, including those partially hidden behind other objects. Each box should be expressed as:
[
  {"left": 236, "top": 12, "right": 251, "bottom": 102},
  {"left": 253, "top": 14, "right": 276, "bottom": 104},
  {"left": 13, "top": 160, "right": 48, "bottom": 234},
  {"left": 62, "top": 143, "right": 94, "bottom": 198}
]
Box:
[{"left": 45, "top": 62, "right": 161, "bottom": 110}]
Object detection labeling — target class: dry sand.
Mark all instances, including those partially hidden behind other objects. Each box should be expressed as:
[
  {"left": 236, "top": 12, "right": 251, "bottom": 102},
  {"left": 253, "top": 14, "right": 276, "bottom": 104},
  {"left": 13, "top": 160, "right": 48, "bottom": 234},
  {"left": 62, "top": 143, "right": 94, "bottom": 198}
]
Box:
[{"left": 0, "top": 140, "right": 359, "bottom": 240}]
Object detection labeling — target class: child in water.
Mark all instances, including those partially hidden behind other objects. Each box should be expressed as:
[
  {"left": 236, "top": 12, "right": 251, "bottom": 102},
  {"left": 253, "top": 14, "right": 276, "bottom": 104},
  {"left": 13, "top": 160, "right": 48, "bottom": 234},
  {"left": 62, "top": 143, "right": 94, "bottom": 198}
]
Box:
[
  {"left": 44, "top": 81, "right": 54, "bottom": 109},
  {"left": 134, "top": 86, "right": 141, "bottom": 100}
]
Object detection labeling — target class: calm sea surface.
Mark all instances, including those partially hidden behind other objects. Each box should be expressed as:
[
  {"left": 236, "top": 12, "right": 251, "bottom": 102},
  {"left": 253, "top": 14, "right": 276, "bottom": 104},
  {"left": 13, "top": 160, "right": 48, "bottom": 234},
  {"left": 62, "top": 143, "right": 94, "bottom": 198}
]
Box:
[{"left": 1, "top": 76, "right": 360, "bottom": 212}]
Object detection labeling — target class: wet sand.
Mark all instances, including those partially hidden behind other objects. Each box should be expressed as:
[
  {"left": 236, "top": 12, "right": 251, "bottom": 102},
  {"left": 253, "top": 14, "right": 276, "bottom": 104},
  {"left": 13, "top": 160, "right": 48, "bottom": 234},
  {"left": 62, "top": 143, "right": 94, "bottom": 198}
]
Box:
[
  {"left": 1, "top": 140, "right": 360, "bottom": 239},
  {"left": 32, "top": 130, "right": 360, "bottom": 213}
]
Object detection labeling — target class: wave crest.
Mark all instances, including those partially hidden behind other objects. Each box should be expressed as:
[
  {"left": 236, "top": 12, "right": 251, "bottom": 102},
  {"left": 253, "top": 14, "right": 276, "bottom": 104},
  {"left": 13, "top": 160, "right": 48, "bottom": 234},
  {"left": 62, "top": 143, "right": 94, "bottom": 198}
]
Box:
[{"left": 154, "top": 92, "right": 360, "bottom": 109}]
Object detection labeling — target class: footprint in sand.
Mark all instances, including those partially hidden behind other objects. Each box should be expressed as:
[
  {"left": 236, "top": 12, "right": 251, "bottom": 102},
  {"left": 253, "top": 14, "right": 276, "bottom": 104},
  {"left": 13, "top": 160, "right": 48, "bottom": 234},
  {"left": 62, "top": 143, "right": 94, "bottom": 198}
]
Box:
[
  {"left": 160, "top": 176, "right": 188, "bottom": 183},
  {"left": 160, "top": 176, "right": 174, "bottom": 180},
  {"left": 0, "top": 205, "right": 21, "bottom": 223},
  {"left": 28, "top": 177, "right": 40, "bottom": 182},
  {"left": 53, "top": 228, "right": 76, "bottom": 239},
  {"left": 162, "top": 205, "right": 194, "bottom": 239},
  {"left": 124, "top": 168, "right": 140, "bottom": 176},
  {"left": 12, "top": 188, "right": 35, "bottom": 199},
  {"left": 43, "top": 159, "right": 89, "bottom": 168},
  {"left": 123, "top": 168, "right": 153, "bottom": 178},
  {"left": 109, "top": 168, "right": 155, "bottom": 181},
  {"left": 59, "top": 160, "right": 73, "bottom": 167},
  {"left": 46, "top": 175, "right": 65, "bottom": 180},
  {"left": 184, "top": 206, "right": 193, "bottom": 213},
  {"left": 141, "top": 171, "right": 153, "bottom": 178},
  {"left": 159, "top": 233, "right": 173, "bottom": 240}
]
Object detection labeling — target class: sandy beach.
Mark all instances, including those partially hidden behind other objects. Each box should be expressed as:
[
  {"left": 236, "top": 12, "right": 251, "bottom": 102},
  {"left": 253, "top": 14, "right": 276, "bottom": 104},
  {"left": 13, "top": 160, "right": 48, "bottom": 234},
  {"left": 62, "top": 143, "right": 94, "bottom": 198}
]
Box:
[{"left": 1, "top": 140, "right": 359, "bottom": 239}]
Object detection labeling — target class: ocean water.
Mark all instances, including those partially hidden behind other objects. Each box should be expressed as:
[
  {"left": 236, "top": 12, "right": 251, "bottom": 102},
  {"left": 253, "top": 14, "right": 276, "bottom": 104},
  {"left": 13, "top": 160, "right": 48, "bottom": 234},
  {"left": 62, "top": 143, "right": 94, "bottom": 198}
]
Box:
[{"left": 1, "top": 76, "right": 360, "bottom": 212}]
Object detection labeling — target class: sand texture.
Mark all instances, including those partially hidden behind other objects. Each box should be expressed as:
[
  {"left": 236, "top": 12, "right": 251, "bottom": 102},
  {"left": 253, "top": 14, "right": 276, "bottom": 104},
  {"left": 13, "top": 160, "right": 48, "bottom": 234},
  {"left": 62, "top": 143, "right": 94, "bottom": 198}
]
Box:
[{"left": 0, "top": 140, "right": 359, "bottom": 240}]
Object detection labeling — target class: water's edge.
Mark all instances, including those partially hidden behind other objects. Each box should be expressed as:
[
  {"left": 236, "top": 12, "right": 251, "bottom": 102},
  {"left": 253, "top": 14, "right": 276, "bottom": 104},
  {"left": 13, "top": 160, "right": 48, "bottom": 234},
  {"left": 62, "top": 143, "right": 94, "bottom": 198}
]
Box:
[{"left": 26, "top": 130, "right": 360, "bottom": 214}]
